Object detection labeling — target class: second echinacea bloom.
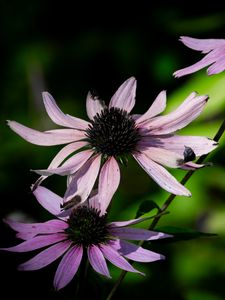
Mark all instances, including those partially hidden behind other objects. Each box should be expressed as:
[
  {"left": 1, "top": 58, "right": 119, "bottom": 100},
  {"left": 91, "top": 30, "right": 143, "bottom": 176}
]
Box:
[
  {"left": 8, "top": 78, "right": 217, "bottom": 212},
  {"left": 174, "top": 36, "right": 225, "bottom": 77},
  {"left": 1, "top": 186, "right": 171, "bottom": 290}
]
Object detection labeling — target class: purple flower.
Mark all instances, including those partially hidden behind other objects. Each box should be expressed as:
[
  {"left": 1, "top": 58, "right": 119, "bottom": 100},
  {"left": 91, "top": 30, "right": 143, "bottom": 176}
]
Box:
[
  {"left": 174, "top": 36, "right": 225, "bottom": 77},
  {"left": 1, "top": 186, "right": 170, "bottom": 290},
  {"left": 8, "top": 78, "right": 217, "bottom": 212}
]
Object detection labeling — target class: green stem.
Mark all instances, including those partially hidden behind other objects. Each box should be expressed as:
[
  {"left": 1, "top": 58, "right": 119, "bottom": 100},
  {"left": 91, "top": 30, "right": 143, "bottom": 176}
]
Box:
[{"left": 105, "top": 119, "right": 225, "bottom": 300}]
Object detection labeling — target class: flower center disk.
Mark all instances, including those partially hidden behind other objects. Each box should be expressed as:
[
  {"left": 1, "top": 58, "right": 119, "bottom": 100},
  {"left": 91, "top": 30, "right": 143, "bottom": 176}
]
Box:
[
  {"left": 66, "top": 206, "right": 109, "bottom": 247},
  {"left": 86, "top": 107, "right": 141, "bottom": 157}
]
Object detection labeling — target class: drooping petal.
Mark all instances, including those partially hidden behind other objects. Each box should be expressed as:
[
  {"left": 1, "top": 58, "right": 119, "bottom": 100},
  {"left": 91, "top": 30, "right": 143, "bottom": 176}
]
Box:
[
  {"left": 42, "top": 92, "right": 90, "bottom": 130},
  {"left": 1, "top": 233, "right": 67, "bottom": 252},
  {"left": 54, "top": 245, "right": 83, "bottom": 290},
  {"left": 7, "top": 121, "right": 84, "bottom": 146},
  {"left": 136, "top": 91, "right": 167, "bottom": 124},
  {"left": 109, "top": 227, "right": 171, "bottom": 241},
  {"left": 18, "top": 240, "right": 72, "bottom": 271},
  {"left": 98, "top": 157, "right": 120, "bottom": 214},
  {"left": 4, "top": 219, "right": 68, "bottom": 240},
  {"left": 64, "top": 155, "right": 101, "bottom": 203},
  {"left": 88, "top": 190, "right": 101, "bottom": 211},
  {"left": 173, "top": 47, "right": 224, "bottom": 78},
  {"left": 34, "top": 149, "right": 93, "bottom": 176},
  {"left": 207, "top": 54, "right": 225, "bottom": 75},
  {"left": 142, "top": 93, "right": 208, "bottom": 135},
  {"left": 109, "top": 77, "right": 136, "bottom": 113},
  {"left": 134, "top": 152, "right": 191, "bottom": 196},
  {"left": 110, "top": 239, "right": 165, "bottom": 262},
  {"left": 100, "top": 244, "right": 143, "bottom": 274},
  {"left": 33, "top": 141, "right": 88, "bottom": 186},
  {"left": 179, "top": 36, "right": 225, "bottom": 53},
  {"left": 87, "top": 245, "right": 111, "bottom": 278},
  {"left": 138, "top": 135, "right": 217, "bottom": 157},
  {"left": 33, "top": 186, "right": 63, "bottom": 216},
  {"left": 108, "top": 217, "right": 150, "bottom": 228},
  {"left": 139, "top": 148, "right": 184, "bottom": 168},
  {"left": 86, "top": 92, "right": 104, "bottom": 120}
]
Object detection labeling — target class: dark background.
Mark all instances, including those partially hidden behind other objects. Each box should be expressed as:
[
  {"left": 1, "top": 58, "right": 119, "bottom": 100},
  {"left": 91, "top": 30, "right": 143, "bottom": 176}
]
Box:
[{"left": 1, "top": 1, "right": 225, "bottom": 299}]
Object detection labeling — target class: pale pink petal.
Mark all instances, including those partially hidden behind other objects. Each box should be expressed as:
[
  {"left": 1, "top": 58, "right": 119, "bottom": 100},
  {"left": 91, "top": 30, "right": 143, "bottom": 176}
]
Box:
[
  {"left": 7, "top": 121, "right": 83, "bottom": 146},
  {"left": 139, "top": 148, "right": 184, "bottom": 168},
  {"left": 179, "top": 36, "right": 225, "bottom": 53},
  {"left": 142, "top": 94, "right": 208, "bottom": 135},
  {"left": 54, "top": 245, "right": 83, "bottom": 290},
  {"left": 34, "top": 149, "right": 93, "bottom": 176},
  {"left": 207, "top": 54, "right": 225, "bottom": 75},
  {"left": 18, "top": 240, "right": 72, "bottom": 271},
  {"left": 109, "top": 227, "right": 171, "bottom": 241},
  {"left": 109, "top": 77, "right": 136, "bottom": 113},
  {"left": 33, "top": 141, "right": 88, "bottom": 186},
  {"left": 86, "top": 92, "right": 104, "bottom": 120},
  {"left": 1, "top": 233, "right": 67, "bottom": 252},
  {"left": 4, "top": 219, "right": 68, "bottom": 240},
  {"left": 138, "top": 135, "right": 217, "bottom": 157},
  {"left": 108, "top": 217, "right": 150, "bottom": 228},
  {"left": 134, "top": 152, "right": 191, "bottom": 196},
  {"left": 136, "top": 91, "right": 167, "bottom": 124},
  {"left": 88, "top": 190, "right": 101, "bottom": 211},
  {"left": 173, "top": 48, "right": 224, "bottom": 78},
  {"left": 87, "top": 245, "right": 111, "bottom": 278},
  {"left": 64, "top": 155, "right": 101, "bottom": 203},
  {"left": 98, "top": 157, "right": 120, "bottom": 214},
  {"left": 180, "top": 161, "right": 206, "bottom": 170},
  {"left": 110, "top": 239, "right": 165, "bottom": 262},
  {"left": 43, "top": 92, "right": 90, "bottom": 130},
  {"left": 100, "top": 244, "right": 143, "bottom": 274},
  {"left": 33, "top": 186, "right": 63, "bottom": 216}
]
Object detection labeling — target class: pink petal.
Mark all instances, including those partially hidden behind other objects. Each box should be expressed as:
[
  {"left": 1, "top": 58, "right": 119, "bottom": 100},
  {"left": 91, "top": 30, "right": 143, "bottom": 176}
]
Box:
[
  {"left": 100, "top": 244, "right": 143, "bottom": 274},
  {"left": 7, "top": 121, "right": 83, "bottom": 146},
  {"left": 134, "top": 152, "right": 191, "bottom": 196},
  {"left": 42, "top": 92, "right": 89, "bottom": 130},
  {"left": 110, "top": 239, "right": 165, "bottom": 262},
  {"left": 18, "top": 240, "right": 72, "bottom": 271},
  {"left": 34, "top": 149, "right": 93, "bottom": 176},
  {"left": 138, "top": 135, "right": 217, "bottom": 157},
  {"left": 139, "top": 147, "right": 184, "bottom": 168},
  {"left": 87, "top": 245, "right": 111, "bottom": 278},
  {"left": 64, "top": 155, "right": 101, "bottom": 203},
  {"left": 54, "top": 245, "right": 83, "bottom": 290},
  {"left": 1, "top": 233, "right": 67, "bottom": 252},
  {"left": 109, "top": 227, "right": 171, "bottom": 241},
  {"left": 142, "top": 93, "right": 208, "bottom": 135},
  {"left": 173, "top": 47, "right": 224, "bottom": 78},
  {"left": 207, "top": 54, "right": 225, "bottom": 75},
  {"left": 33, "top": 186, "right": 63, "bottom": 216},
  {"left": 109, "top": 77, "right": 136, "bottom": 113},
  {"left": 108, "top": 217, "right": 150, "bottom": 228},
  {"left": 180, "top": 161, "right": 206, "bottom": 170},
  {"left": 179, "top": 36, "right": 225, "bottom": 53},
  {"left": 33, "top": 141, "right": 88, "bottom": 186},
  {"left": 136, "top": 91, "right": 167, "bottom": 124},
  {"left": 86, "top": 91, "right": 104, "bottom": 120},
  {"left": 98, "top": 157, "right": 120, "bottom": 214},
  {"left": 88, "top": 190, "right": 101, "bottom": 211},
  {"left": 4, "top": 219, "right": 68, "bottom": 240}
]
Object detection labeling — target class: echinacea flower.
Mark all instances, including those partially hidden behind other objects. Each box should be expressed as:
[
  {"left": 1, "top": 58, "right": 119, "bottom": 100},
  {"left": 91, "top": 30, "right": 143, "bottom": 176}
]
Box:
[
  {"left": 8, "top": 78, "right": 217, "bottom": 212},
  {"left": 174, "top": 36, "right": 225, "bottom": 77},
  {"left": 1, "top": 186, "right": 170, "bottom": 290}
]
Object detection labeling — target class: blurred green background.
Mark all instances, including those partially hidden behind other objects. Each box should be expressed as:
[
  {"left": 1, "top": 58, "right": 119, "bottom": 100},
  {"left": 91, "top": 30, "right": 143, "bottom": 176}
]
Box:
[{"left": 1, "top": 1, "right": 225, "bottom": 299}]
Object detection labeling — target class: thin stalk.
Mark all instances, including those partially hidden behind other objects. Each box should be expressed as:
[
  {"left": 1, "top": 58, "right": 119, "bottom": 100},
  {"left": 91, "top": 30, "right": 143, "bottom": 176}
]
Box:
[{"left": 105, "top": 119, "right": 225, "bottom": 300}]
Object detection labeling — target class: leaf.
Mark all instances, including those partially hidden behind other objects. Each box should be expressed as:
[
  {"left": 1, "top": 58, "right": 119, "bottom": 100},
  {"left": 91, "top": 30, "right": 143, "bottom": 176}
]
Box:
[
  {"left": 155, "top": 226, "right": 217, "bottom": 242},
  {"left": 135, "top": 200, "right": 159, "bottom": 218}
]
